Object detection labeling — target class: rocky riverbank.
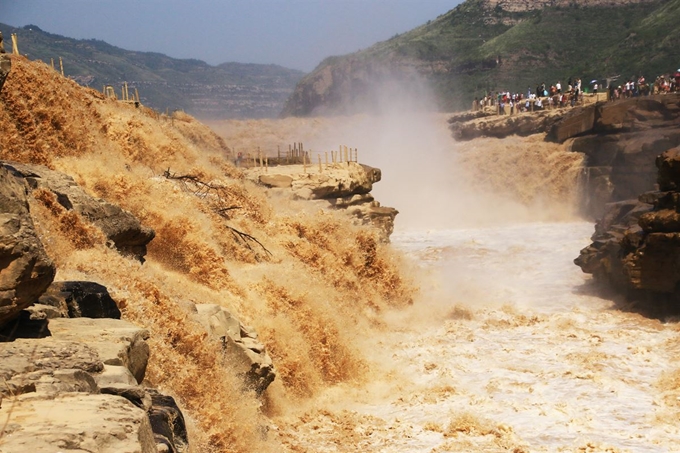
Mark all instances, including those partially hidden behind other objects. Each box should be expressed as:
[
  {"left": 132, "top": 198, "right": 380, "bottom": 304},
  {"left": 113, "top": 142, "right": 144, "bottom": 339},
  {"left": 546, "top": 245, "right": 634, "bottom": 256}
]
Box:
[
  {"left": 0, "top": 163, "right": 278, "bottom": 452},
  {"left": 0, "top": 54, "right": 414, "bottom": 452},
  {"left": 575, "top": 148, "right": 680, "bottom": 317}
]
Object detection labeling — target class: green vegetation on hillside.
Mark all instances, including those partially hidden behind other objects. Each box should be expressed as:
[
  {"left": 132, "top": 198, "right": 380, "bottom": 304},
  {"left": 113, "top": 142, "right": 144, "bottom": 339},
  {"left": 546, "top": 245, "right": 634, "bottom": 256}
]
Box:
[
  {"left": 284, "top": 0, "right": 679, "bottom": 114},
  {"left": 0, "top": 23, "right": 304, "bottom": 119}
]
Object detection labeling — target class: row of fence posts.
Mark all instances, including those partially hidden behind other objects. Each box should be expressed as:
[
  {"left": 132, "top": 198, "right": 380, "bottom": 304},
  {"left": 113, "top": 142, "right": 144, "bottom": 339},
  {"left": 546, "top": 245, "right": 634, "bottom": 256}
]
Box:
[
  {"left": 237, "top": 143, "right": 358, "bottom": 174},
  {"left": 9, "top": 32, "right": 142, "bottom": 106},
  {"left": 8, "top": 33, "right": 64, "bottom": 77},
  {"left": 102, "top": 81, "right": 140, "bottom": 105}
]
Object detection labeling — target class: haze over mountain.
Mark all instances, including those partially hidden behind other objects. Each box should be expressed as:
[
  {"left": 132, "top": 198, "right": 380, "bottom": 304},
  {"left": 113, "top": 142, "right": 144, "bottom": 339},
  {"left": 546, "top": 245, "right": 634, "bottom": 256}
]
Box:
[
  {"left": 282, "top": 0, "right": 680, "bottom": 116},
  {"left": 0, "top": 23, "right": 304, "bottom": 119}
]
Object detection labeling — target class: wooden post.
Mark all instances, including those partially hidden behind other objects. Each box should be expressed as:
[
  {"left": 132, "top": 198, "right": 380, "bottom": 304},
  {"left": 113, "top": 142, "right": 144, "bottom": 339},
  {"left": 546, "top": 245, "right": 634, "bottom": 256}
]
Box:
[
  {"left": 344, "top": 146, "right": 349, "bottom": 164},
  {"left": 303, "top": 152, "right": 307, "bottom": 173},
  {"left": 11, "top": 34, "right": 19, "bottom": 55},
  {"left": 59, "top": 57, "right": 64, "bottom": 77},
  {"left": 277, "top": 145, "right": 281, "bottom": 164},
  {"left": 318, "top": 154, "right": 322, "bottom": 173},
  {"left": 51, "top": 58, "right": 55, "bottom": 71},
  {"left": 325, "top": 151, "right": 328, "bottom": 167},
  {"left": 135, "top": 88, "right": 140, "bottom": 103},
  {"left": 265, "top": 157, "right": 269, "bottom": 173}
]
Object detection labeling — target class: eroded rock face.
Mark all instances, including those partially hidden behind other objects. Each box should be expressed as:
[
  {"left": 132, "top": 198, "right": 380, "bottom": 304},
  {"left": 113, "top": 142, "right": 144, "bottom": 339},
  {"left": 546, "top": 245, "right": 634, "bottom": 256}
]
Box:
[
  {"left": 0, "top": 311, "right": 188, "bottom": 452},
  {"left": 450, "top": 109, "right": 566, "bottom": 141},
  {"left": 2, "top": 161, "right": 155, "bottom": 262},
  {"left": 251, "top": 162, "right": 398, "bottom": 241},
  {"left": 147, "top": 389, "right": 189, "bottom": 453},
  {"left": 0, "top": 393, "right": 157, "bottom": 453},
  {"left": 482, "top": 0, "right": 657, "bottom": 13},
  {"left": 575, "top": 148, "right": 680, "bottom": 316},
  {"left": 0, "top": 166, "right": 56, "bottom": 326},
  {"left": 574, "top": 128, "right": 680, "bottom": 217},
  {"left": 191, "top": 303, "right": 275, "bottom": 395},
  {"left": 38, "top": 280, "right": 122, "bottom": 319},
  {"left": 0, "top": 32, "right": 10, "bottom": 93},
  {"left": 48, "top": 317, "right": 150, "bottom": 384}
]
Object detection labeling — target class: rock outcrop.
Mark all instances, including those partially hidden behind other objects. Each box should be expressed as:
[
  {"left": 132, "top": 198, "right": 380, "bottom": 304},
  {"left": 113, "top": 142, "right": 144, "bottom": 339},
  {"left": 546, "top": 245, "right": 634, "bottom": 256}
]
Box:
[
  {"left": 0, "top": 393, "right": 157, "bottom": 453},
  {"left": 0, "top": 166, "right": 56, "bottom": 326},
  {"left": 191, "top": 303, "right": 275, "bottom": 395},
  {"left": 575, "top": 148, "right": 680, "bottom": 316},
  {"left": 2, "top": 162, "right": 155, "bottom": 261},
  {"left": 481, "top": 0, "right": 658, "bottom": 13},
  {"left": 0, "top": 282, "right": 189, "bottom": 453},
  {"left": 250, "top": 162, "right": 398, "bottom": 241},
  {"left": 38, "top": 281, "right": 122, "bottom": 319},
  {"left": 563, "top": 94, "right": 680, "bottom": 217},
  {"left": 447, "top": 93, "right": 680, "bottom": 219},
  {"left": 0, "top": 162, "right": 190, "bottom": 452},
  {"left": 0, "top": 32, "right": 10, "bottom": 93},
  {"left": 449, "top": 109, "right": 566, "bottom": 141}
]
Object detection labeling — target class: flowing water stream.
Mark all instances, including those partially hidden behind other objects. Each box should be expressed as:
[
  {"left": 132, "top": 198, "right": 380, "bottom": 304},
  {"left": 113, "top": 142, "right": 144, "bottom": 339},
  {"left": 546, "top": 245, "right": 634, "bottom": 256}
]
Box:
[
  {"left": 272, "top": 221, "right": 680, "bottom": 452},
  {"left": 212, "top": 111, "right": 680, "bottom": 452}
]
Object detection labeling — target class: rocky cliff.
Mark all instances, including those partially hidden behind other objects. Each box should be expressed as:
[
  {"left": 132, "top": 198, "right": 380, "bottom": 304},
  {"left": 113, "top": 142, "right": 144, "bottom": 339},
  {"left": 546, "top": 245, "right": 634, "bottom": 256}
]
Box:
[
  {"left": 575, "top": 148, "right": 680, "bottom": 317},
  {"left": 447, "top": 93, "right": 680, "bottom": 219},
  {"left": 482, "top": 0, "right": 658, "bottom": 13}
]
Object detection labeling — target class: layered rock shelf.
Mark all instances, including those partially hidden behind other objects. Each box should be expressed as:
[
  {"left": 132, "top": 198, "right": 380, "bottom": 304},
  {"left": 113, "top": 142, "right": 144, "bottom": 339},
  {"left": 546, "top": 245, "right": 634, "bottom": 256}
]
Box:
[
  {"left": 449, "top": 93, "right": 680, "bottom": 219},
  {"left": 575, "top": 148, "right": 680, "bottom": 316},
  {"left": 0, "top": 160, "right": 277, "bottom": 451},
  {"left": 247, "top": 162, "right": 398, "bottom": 241}
]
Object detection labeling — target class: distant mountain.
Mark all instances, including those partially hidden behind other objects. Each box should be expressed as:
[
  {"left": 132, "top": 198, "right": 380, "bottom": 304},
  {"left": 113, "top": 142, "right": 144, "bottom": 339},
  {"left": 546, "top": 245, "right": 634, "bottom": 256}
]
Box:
[
  {"left": 282, "top": 0, "right": 680, "bottom": 116},
  {"left": 0, "top": 23, "right": 305, "bottom": 119}
]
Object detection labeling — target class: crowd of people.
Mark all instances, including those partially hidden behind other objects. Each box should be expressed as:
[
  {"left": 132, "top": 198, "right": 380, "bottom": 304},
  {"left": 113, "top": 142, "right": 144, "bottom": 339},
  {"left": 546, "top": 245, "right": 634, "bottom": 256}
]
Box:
[{"left": 471, "top": 70, "right": 680, "bottom": 115}]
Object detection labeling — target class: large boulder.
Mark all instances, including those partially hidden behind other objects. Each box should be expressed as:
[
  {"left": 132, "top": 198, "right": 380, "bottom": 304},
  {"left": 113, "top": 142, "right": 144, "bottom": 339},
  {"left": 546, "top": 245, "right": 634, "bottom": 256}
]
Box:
[
  {"left": 2, "top": 162, "right": 155, "bottom": 262},
  {"left": 48, "top": 317, "right": 150, "bottom": 384},
  {"left": 0, "top": 313, "right": 189, "bottom": 452},
  {"left": 38, "top": 280, "right": 121, "bottom": 319},
  {"left": 191, "top": 303, "right": 275, "bottom": 395},
  {"left": 0, "top": 166, "right": 56, "bottom": 327},
  {"left": 0, "top": 393, "right": 157, "bottom": 453}
]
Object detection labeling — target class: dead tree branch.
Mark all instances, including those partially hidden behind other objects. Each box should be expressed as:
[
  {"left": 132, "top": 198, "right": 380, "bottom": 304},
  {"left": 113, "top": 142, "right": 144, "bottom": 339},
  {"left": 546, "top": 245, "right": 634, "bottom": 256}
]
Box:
[{"left": 163, "top": 169, "right": 271, "bottom": 257}]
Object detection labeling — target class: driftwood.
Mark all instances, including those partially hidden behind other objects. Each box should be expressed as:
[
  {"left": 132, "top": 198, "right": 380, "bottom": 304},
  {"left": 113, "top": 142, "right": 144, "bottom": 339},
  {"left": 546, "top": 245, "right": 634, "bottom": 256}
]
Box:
[{"left": 163, "top": 169, "right": 271, "bottom": 257}]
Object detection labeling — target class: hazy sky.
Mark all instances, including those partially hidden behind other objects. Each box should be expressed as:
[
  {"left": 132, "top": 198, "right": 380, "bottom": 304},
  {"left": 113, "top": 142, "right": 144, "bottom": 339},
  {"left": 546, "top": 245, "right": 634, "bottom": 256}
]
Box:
[{"left": 2, "top": 1, "right": 463, "bottom": 72}]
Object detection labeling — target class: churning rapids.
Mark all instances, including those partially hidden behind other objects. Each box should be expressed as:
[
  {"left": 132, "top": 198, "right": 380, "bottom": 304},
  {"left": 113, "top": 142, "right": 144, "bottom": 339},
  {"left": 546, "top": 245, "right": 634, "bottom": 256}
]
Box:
[{"left": 212, "top": 112, "right": 680, "bottom": 452}]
